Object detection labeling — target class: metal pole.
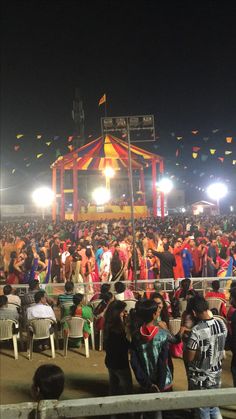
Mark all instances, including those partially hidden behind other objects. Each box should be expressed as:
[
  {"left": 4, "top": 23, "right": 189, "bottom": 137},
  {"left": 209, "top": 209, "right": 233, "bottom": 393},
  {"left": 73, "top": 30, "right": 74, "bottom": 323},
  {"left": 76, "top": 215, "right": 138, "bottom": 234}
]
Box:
[{"left": 127, "top": 118, "right": 137, "bottom": 288}]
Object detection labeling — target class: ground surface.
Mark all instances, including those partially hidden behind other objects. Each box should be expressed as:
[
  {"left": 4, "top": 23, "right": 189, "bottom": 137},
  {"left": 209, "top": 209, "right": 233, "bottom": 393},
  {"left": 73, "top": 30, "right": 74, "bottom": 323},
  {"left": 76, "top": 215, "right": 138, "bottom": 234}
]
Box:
[{"left": 0, "top": 343, "right": 233, "bottom": 405}]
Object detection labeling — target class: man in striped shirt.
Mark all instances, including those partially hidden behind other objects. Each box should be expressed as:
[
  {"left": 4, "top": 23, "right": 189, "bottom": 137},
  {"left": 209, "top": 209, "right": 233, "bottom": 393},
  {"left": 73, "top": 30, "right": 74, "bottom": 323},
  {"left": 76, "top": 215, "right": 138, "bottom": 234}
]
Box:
[
  {"left": 57, "top": 281, "right": 75, "bottom": 318},
  {"left": 184, "top": 295, "right": 227, "bottom": 419}
]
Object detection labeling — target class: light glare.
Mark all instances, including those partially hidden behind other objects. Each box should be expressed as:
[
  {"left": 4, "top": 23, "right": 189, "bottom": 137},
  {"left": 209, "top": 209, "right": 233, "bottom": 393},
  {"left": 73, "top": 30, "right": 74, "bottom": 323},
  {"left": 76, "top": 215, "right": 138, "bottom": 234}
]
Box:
[
  {"left": 32, "top": 187, "right": 54, "bottom": 208},
  {"left": 92, "top": 187, "right": 110, "bottom": 205},
  {"left": 207, "top": 183, "right": 228, "bottom": 201},
  {"left": 157, "top": 178, "right": 173, "bottom": 194}
]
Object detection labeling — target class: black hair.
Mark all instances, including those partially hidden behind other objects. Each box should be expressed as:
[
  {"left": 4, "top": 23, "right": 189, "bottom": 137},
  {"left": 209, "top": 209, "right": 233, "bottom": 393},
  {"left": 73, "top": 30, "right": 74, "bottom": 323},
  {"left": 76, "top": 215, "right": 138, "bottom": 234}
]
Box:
[
  {"left": 0, "top": 295, "right": 8, "bottom": 307},
  {"left": 3, "top": 285, "right": 12, "bottom": 295},
  {"left": 70, "top": 293, "right": 84, "bottom": 316},
  {"left": 190, "top": 296, "right": 209, "bottom": 314},
  {"left": 85, "top": 248, "right": 92, "bottom": 258},
  {"left": 151, "top": 292, "right": 169, "bottom": 326},
  {"left": 212, "top": 280, "right": 220, "bottom": 292},
  {"left": 103, "top": 291, "right": 113, "bottom": 303},
  {"left": 33, "top": 364, "right": 64, "bottom": 400},
  {"left": 29, "top": 280, "right": 39, "bottom": 291},
  {"left": 179, "top": 278, "right": 191, "bottom": 299},
  {"left": 34, "top": 290, "right": 46, "bottom": 304},
  {"left": 69, "top": 246, "right": 76, "bottom": 256},
  {"left": 104, "top": 300, "right": 126, "bottom": 338},
  {"left": 100, "top": 284, "right": 111, "bottom": 298},
  {"left": 163, "top": 243, "right": 170, "bottom": 251},
  {"left": 8, "top": 252, "right": 18, "bottom": 274},
  {"left": 114, "top": 281, "right": 125, "bottom": 294},
  {"left": 38, "top": 251, "right": 46, "bottom": 263},
  {"left": 65, "top": 281, "right": 74, "bottom": 293},
  {"left": 136, "top": 299, "right": 158, "bottom": 324}
]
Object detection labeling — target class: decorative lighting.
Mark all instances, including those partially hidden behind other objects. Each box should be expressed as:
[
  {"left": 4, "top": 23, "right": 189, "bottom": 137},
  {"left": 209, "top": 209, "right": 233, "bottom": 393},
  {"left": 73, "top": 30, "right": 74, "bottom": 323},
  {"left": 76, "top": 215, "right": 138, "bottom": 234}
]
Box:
[{"left": 104, "top": 166, "right": 115, "bottom": 178}]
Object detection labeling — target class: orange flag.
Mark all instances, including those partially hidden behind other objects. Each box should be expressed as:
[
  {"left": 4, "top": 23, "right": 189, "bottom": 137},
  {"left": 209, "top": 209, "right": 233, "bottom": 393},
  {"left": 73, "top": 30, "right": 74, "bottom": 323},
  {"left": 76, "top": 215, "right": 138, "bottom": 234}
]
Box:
[
  {"left": 98, "top": 94, "right": 106, "bottom": 106},
  {"left": 226, "top": 137, "right": 232, "bottom": 143}
]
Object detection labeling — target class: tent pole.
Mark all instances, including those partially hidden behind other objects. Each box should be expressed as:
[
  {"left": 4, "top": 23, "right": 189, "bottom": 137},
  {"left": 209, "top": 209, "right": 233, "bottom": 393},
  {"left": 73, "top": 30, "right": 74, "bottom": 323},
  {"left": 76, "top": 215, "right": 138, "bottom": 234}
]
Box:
[
  {"left": 60, "top": 164, "right": 65, "bottom": 221},
  {"left": 52, "top": 167, "right": 57, "bottom": 222},
  {"left": 73, "top": 159, "right": 78, "bottom": 222}
]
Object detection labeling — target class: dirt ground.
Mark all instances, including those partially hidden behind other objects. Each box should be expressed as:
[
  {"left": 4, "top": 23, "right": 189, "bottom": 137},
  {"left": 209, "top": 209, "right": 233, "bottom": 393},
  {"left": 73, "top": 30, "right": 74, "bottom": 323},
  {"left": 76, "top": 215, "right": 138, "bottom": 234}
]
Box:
[{"left": 0, "top": 343, "right": 234, "bottom": 406}]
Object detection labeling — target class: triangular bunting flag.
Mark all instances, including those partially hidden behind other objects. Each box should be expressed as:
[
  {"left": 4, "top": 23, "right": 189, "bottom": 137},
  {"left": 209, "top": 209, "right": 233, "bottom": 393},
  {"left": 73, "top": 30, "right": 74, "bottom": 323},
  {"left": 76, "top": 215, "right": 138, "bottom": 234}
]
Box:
[
  {"left": 193, "top": 146, "right": 201, "bottom": 152},
  {"left": 225, "top": 150, "right": 232, "bottom": 155},
  {"left": 192, "top": 152, "right": 198, "bottom": 159},
  {"left": 36, "top": 135, "right": 42, "bottom": 139},
  {"left": 210, "top": 149, "right": 216, "bottom": 155},
  {"left": 46, "top": 142, "right": 51, "bottom": 146},
  {"left": 14, "top": 145, "right": 20, "bottom": 151},
  {"left": 218, "top": 157, "right": 224, "bottom": 163},
  {"left": 68, "top": 136, "right": 73, "bottom": 142},
  {"left": 191, "top": 130, "right": 199, "bottom": 135},
  {"left": 176, "top": 136, "right": 183, "bottom": 140},
  {"left": 16, "top": 134, "right": 24, "bottom": 139},
  {"left": 226, "top": 137, "right": 232, "bottom": 143},
  {"left": 37, "top": 153, "right": 43, "bottom": 159}
]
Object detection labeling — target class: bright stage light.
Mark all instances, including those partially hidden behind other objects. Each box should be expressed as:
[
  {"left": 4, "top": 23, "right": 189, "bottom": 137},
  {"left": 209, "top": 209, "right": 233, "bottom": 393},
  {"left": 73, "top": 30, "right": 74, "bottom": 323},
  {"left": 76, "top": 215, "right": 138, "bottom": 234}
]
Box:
[
  {"left": 181, "top": 207, "right": 186, "bottom": 213},
  {"left": 92, "top": 187, "right": 110, "bottom": 205},
  {"left": 32, "top": 187, "right": 54, "bottom": 208},
  {"left": 157, "top": 178, "right": 173, "bottom": 194},
  {"left": 206, "top": 183, "right": 228, "bottom": 201},
  {"left": 104, "top": 166, "right": 115, "bottom": 178}
]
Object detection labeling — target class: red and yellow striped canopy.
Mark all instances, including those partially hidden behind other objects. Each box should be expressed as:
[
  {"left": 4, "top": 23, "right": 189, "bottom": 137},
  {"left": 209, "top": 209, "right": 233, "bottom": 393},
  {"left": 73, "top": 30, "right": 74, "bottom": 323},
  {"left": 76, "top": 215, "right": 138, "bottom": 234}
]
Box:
[{"left": 52, "top": 135, "right": 162, "bottom": 170}]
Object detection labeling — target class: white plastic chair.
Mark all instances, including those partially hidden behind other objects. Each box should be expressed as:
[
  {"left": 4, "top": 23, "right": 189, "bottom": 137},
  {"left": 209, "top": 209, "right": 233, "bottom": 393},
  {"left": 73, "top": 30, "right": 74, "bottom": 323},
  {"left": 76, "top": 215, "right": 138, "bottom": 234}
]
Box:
[
  {"left": 0, "top": 319, "right": 19, "bottom": 360},
  {"left": 63, "top": 317, "right": 89, "bottom": 358},
  {"left": 123, "top": 300, "right": 136, "bottom": 313},
  {"left": 179, "top": 299, "right": 187, "bottom": 315},
  {"left": 169, "top": 318, "right": 181, "bottom": 335},
  {"left": 206, "top": 297, "right": 225, "bottom": 314},
  {"left": 27, "top": 318, "right": 55, "bottom": 360}
]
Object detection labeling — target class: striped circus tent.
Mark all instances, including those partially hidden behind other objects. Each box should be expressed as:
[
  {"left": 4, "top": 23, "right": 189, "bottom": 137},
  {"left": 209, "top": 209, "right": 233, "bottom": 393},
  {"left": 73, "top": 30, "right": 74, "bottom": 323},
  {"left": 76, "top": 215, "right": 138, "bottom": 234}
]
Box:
[{"left": 51, "top": 134, "right": 162, "bottom": 170}]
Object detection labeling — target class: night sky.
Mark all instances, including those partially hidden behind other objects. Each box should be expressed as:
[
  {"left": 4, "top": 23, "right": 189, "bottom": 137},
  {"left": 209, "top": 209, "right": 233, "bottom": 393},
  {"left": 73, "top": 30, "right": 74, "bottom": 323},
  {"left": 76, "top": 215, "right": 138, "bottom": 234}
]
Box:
[{"left": 1, "top": 0, "right": 236, "bottom": 206}]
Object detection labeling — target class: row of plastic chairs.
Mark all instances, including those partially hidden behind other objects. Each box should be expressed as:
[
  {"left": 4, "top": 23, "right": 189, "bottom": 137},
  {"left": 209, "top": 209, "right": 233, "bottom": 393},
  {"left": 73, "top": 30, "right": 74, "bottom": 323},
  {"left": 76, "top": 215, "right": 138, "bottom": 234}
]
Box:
[{"left": 0, "top": 316, "right": 93, "bottom": 360}]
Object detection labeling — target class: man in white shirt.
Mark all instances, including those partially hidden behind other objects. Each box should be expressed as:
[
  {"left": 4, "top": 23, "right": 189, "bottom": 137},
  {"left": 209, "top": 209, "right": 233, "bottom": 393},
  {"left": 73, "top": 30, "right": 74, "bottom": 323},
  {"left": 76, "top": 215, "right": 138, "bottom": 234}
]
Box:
[
  {"left": 3, "top": 284, "right": 21, "bottom": 306},
  {"left": 27, "top": 290, "right": 56, "bottom": 322}
]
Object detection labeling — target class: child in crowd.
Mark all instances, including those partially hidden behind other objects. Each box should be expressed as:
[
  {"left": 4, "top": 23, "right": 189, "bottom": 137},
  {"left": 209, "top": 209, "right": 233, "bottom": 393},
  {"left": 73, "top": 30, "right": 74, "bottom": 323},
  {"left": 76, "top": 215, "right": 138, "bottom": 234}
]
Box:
[{"left": 32, "top": 364, "right": 65, "bottom": 400}]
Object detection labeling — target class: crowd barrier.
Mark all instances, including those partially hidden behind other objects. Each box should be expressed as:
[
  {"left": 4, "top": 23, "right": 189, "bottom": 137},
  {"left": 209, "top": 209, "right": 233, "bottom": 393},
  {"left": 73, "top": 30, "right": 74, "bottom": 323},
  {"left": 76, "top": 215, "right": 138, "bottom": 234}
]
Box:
[
  {"left": 1, "top": 388, "right": 236, "bottom": 418},
  {"left": 0, "top": 277, "right": 234, "bottom": 299}
]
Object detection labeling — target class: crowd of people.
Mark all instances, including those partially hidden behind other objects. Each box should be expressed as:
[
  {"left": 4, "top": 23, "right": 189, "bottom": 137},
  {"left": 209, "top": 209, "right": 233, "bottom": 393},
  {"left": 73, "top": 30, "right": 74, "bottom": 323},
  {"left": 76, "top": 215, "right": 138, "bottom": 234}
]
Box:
[{"left": 0, "top": 214, "right": 236, "bottom": 419}]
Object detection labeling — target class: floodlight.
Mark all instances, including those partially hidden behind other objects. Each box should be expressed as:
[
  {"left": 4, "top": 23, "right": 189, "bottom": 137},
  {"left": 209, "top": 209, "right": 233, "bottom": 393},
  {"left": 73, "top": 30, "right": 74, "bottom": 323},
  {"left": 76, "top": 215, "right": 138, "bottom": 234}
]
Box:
[
  {"left": 207, "top": 183, "right": 228, "bottom": 201},
  {"left": 32, "top": 187, "right": 54, "bottom": 208},
  {"left": 92, "top": 187, "right": 110, "bottom": 205},
  {"left": 157, "top": 178, "right": 173, "bottom": 194}
]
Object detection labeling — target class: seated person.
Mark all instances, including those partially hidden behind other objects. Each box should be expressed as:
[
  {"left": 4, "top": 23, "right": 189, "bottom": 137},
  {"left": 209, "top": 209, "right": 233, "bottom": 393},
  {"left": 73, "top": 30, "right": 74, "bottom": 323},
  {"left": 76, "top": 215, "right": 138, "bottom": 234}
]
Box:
[
  {"left": 27, "top": 290, "right": 56, "bottom": 322},
  {"left": 3, "top": 284, "right": 21, "bottom": 307},
  {"left": 57, "top": 281, "right": 75, "bottom": 318},
  {"left": 62, "top": 293, "right": 93, "bottom": 347},
  {"left": 205, "top": 280, "right": 226, "bottom": 317},
  {"left": 0, "top": 295, "right": 19, "bottom": 321},
  {"left": 174, "top": 278, "right": 192, "bottom": 300},
  {"left": 32, "top": 364, "right": 64, "bottom": 400},
  {"left": 90, "top": 283, "right": 111, "bottom": 302},
  {"left": 93, "top": 291, "right": 114, "bottom": 332},
  {"left": 114, "top": 281, "right": 135, "bottom": 301}
]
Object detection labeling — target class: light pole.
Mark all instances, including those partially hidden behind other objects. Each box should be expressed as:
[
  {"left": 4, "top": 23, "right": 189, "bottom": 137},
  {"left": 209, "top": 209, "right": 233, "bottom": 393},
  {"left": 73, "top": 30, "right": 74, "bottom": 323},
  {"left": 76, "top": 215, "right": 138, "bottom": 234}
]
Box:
[
  {"left": 206, "top": 182, "right": 228, "bottom": 214},
  {"left": 101, "top": 115, "right": 156, "bottom": 289},
  {"left": 156, "top": 178, "right": 173, "bottom": 216},
  {"left": 32, "top": 187, "right": 55, "bottom": 220}
]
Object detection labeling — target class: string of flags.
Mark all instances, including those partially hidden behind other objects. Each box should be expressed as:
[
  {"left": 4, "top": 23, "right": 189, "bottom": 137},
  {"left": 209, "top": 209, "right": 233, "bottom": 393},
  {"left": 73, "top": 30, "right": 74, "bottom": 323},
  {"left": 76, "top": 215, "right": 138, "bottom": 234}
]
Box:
[{"left": 7, "top": 127, "right": 236, "bottom": 179}]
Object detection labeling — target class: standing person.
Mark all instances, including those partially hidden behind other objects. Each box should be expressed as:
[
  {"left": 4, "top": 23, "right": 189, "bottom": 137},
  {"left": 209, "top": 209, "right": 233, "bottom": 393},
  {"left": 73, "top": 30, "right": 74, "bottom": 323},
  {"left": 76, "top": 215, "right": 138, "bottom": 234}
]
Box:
[
  {"left": 100, "top": 243, "right": 112, "bottom": 282},
  {"left": 173, "top": 239, "right": 185, "bottom": 280},
  {"left": 153, "top": 244, "right": 176, "bottom": 279},
  {"left": 184, "top": 295, "right": 227, "bottom": 419},
  {"left": 227, "top": 287, "right": 236, "bottom": 387},
  {"left": 104, "top": 300, "right": 133, "bottom": 396},
  {"left": 182, "top": 247, "right": 193, "bottom": 278},
  {"left": 51, "top": 237, "right": 62, "bottom": 282},
  {"left": 207, "top": 239, "right": 219, "bottom": 277},
  {"left": 189, "top": 239, "right": 203, "bottom": 277}
]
